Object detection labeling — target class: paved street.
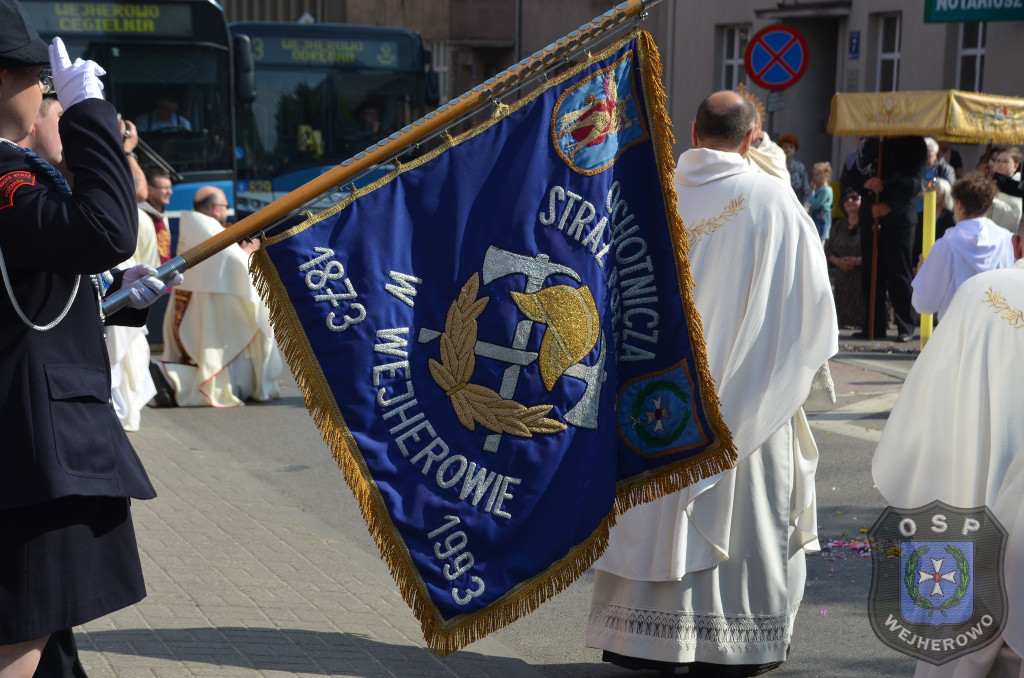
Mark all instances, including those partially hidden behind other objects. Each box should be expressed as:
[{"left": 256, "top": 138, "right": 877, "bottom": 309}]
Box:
[{"left": 76, "top": 331, "right": 924, "bottom": 677}]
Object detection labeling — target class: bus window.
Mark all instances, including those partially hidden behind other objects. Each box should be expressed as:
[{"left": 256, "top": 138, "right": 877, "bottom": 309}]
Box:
[
  {"left": 96, "top": 42, "right": 232, "bottom": 175},
  {"left": 231, "top": 22, "right": 434, "bottom": 217}
]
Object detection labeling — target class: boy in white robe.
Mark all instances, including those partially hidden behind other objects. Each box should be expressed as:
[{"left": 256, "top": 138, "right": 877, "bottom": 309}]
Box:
[
  {"left": 586, "top": 90, "right": 837, "bottom": 676},
  {"left": 912, "top": 174, "right": 1014, "bottom": 321}
]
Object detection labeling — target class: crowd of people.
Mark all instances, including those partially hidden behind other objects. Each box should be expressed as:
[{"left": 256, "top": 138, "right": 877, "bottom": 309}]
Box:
[{"left": 774, "top": 128, "right": 1022, "bottom": 342}]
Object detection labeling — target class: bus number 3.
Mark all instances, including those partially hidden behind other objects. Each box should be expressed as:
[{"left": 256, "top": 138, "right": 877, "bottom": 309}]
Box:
[
  {"left": 427, "top": 515, "right": 485, "bottom": 606},
  {"left": 299, "top": 247, "right": 366, "bottom": 332}
]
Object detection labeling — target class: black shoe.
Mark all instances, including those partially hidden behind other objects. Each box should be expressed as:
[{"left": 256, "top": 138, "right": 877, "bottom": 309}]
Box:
[
  {"left": 602, "top": 651, "right": 782, "bottom": 677},
  {"left": 149, "top": 362, "right": 176, "bottom": 407},
  {"left": 897, "top": 333, "right": 913, "bottom": 343},
  {"left": 851, "top": 330, "right": 876, "bottom": 340}
]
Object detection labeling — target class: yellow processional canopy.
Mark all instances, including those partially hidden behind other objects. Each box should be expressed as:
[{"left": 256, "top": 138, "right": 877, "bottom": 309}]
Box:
[{"left": 827, "top": 90, "right": 1024, "bottom": 144}]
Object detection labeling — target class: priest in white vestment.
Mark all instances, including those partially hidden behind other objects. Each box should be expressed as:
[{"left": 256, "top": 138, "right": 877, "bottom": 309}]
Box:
[
  {"left": 873, "top": 221, "right": 1024, "bottom": 678},
  {"left": 587, "top": 91, "right": 838, "bottom": 676},
  {"left": 154, "top": 186, "right": 283, "bottom": 407},
  {"left": 132, "top": 207, "right": 159, "bottom": 269},
  {"left": 912, "top": 173, "right": 1014, "bottom": 322}
]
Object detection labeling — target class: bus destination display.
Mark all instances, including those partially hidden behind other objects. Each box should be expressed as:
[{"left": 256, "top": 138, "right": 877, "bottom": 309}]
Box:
[{"left": 26, "top": 3, "right": 192, "bottom": 37}]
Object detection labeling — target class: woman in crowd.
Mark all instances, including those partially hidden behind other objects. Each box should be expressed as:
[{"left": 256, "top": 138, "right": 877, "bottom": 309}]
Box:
[
  {"left": 824, "top": 188, "right": 866, "bottom": 328},
  {"left": 933, "top": 177, "right": 955, "bottom": 242}
]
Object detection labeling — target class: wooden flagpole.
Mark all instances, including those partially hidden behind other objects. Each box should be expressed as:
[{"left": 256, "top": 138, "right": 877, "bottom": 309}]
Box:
[
  {"left": 867, "top": 139, "right": 884, "bottom": 340},
  {"left": 103, "top": 0, "right": 662, "bottom": 316}
]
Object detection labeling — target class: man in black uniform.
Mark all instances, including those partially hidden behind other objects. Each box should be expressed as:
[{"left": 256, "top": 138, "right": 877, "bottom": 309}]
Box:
[
  {"left": 844, "top": 136, "right": 928, "bottom": 341},
  {"left": 0, "top": 2, "right": 178, "bottom": 675}
]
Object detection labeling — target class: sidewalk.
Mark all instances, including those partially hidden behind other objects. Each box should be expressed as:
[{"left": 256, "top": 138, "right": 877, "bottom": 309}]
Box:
[
  {"left": 79, "top": 334, "right": 915, "bottom": 678},
  {"left": 76, "top": 418, "right": 543, "bottom": 678}
]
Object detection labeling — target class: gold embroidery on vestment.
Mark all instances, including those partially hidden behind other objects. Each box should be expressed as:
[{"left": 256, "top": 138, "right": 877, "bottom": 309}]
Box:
[
  {"left": 686, "top": 195, "right": 746, "bottom": 247},
  {"left": 984, "top": 287, "right": 1024, "bottom": 328}
]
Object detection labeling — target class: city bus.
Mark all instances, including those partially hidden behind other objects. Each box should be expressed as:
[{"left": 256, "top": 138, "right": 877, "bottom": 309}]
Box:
[
  {"left": 22, "top": 0, "right": 248, "bottom": 246},
  {"left": 229, "top": 21, "right": 438, "bottom": 218}
]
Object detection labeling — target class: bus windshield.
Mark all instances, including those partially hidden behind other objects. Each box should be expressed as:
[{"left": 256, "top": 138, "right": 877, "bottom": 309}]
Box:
[
  {"left": 21, "top": 0, "right": 236, "bottom": 200},
  {"left": 231, "top": 22, "right": 433, "bottom": 217},
  {"left": 237, "top": 64, "right": 418, "bottom": 177},
  {"left": 68, "top": 39, "right": 232, "bottom": 175}
]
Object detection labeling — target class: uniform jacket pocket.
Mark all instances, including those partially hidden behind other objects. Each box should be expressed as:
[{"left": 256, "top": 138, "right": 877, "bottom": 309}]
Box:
[{"left": 45, "top": 364, "right": 120, "bottom": 477}]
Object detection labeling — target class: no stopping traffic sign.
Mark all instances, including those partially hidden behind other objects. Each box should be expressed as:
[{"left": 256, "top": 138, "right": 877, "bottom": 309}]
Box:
[{"left": 745, "top": 25, "right": 808, "bottom": 91}]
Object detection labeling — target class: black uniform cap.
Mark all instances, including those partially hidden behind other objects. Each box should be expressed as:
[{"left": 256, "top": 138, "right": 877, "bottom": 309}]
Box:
[{"left": 0, "top": 0, "right": 49, "bottom": 68}]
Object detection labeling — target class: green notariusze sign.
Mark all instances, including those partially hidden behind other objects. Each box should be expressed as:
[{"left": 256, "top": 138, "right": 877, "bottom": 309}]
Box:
[{"left": 925, "top": 0, "right": 1024, "bottom": 22}]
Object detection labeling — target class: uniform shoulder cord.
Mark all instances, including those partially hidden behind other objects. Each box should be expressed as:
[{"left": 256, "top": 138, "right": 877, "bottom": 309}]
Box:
[{"left": 0, "top": 137, "right": 84, "bottom": 331}]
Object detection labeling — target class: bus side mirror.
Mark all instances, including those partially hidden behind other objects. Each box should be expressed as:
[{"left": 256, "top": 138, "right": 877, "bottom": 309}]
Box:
[{"left": 233, "top": 33, "right": 257, "bottom": 104}]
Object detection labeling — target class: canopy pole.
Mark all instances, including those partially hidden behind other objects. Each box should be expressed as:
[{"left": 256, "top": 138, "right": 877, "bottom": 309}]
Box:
[
  {"left": 868, "top": 139, "right": 885, "bottom": 340},
  {"left": 919, "top": 182, "right": 937, "bottom": 348},
  {"left": 102, "top": 0, "right": 661, "bottom": 316}
]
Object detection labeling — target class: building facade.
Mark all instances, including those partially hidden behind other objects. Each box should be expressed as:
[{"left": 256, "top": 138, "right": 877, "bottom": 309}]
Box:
[
  {"left": 219, "top": 0, "right": 1022, "bottom": 168},
  {"left": 643, "top": 0, "right": 1021, "bottom": 173}
]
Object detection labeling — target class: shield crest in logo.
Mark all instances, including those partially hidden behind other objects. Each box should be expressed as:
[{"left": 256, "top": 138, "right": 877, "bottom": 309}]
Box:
[
  {"left": 616, "top": 362, "right": 709, "bottom": 457},
  {"left": 551, "top": 50, "right": 648, "bottom": 175},
  {"left": 868, "top": 501, "right": 1007, "bottom": 665}
]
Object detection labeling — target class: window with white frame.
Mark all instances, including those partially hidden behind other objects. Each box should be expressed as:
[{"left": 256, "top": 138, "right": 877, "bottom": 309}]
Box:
[
  {"left": 956, "top": 22, "right": 986, "bottom": 92},
  {"left": 876, "top": 14, "right": 901, "bottom": 91},
  {"left": 430, "top": 40, "right": 450, "bottom": 104},
  {"left": 721, "top": 26, "right": 749, "bottom": 90}
]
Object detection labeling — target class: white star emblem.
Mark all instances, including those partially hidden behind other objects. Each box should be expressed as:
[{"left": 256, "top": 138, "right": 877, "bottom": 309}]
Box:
[
  {"left": 918, "top": 557, "right": 957, "bottom": 597},
  {"left": 644, "top": 396, "right": 670, "bottom": 433}
]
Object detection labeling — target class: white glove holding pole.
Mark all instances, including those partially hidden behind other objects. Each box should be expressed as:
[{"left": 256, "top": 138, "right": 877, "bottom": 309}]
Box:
[
  {"left": 48, "top": 37, "right": 105, "bottom": 109},
  {"left": 121, "top": 264, "right": 184, "bottom": 310}
]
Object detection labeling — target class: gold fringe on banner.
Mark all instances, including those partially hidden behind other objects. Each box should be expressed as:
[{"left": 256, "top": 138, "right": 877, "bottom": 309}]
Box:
[
  {"left": 250, "top": 29, "right": 736, "bottom": 657},
  {"left": 608, "top": 31, "right": 738, "bottom": 516}
]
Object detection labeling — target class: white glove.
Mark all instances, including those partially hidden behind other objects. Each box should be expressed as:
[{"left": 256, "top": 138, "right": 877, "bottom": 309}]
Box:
[
  {"left": 122, "top": 264, "right": 184, "bottom": 309},
  {"left": 48, "top": 37, "right": 105, "bottom": 109}
]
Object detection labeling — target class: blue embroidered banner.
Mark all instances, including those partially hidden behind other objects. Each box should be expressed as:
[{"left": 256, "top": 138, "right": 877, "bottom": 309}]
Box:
[{"left": 253, "top": 31, "right": 734, "bottom": 654}]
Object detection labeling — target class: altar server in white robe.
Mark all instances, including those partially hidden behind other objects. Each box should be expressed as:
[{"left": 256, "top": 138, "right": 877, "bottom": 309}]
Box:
[
  {"left": 873, "top": 219, "right": 1024, "bottom": 678},
  {"left": 106, "top": 257, "right": 157, "bottom": 430},
  {"left": 154, "top": 186, "right": 283, "bottom": 407},
  {"left": 912, "top": 173, "right": 1014, "bottom": 322},
  {"left": 586, "top": 90, "right": 838, "bottom": 676}
]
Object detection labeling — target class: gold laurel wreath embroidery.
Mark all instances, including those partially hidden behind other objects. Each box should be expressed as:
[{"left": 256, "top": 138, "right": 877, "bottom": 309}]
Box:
[
  {"left": 686, "top": 195, "right": 746, "bottom": 247},
  {"left": 983, "top": 287, "right": 1024, "bottom": 328},
  {"left": 428, "top": 273, "right": 567, "bottom": 437}
]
